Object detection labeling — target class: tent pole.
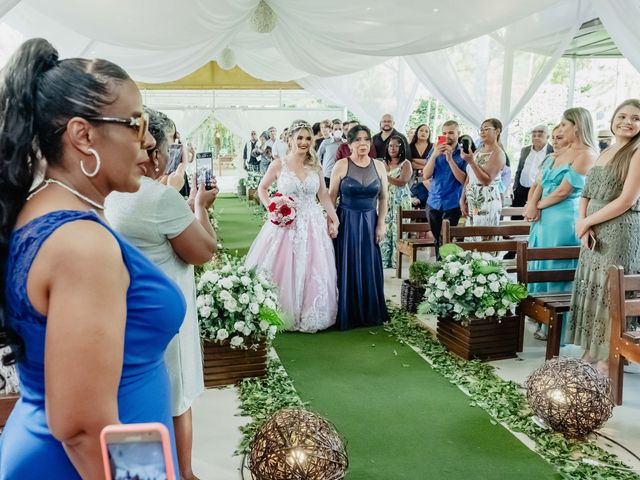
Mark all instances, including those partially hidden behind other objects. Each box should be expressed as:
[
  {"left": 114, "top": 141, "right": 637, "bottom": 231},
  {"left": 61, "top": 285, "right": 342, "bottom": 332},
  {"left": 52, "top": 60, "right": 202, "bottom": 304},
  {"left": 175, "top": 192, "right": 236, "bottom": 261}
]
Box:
[
  {"left": 566, "top": 57, "right": 576, "bottom": 108},
  {"left": 500, "top": 46, "right": 514, "bottom": 147}
]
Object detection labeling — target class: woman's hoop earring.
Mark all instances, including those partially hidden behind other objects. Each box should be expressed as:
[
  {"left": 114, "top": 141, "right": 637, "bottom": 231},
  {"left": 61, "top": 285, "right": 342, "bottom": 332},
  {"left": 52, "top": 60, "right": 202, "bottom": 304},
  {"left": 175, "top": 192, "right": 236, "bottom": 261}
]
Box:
[{"left": 81, "top": 148, "right": 101, "bottom": 177}]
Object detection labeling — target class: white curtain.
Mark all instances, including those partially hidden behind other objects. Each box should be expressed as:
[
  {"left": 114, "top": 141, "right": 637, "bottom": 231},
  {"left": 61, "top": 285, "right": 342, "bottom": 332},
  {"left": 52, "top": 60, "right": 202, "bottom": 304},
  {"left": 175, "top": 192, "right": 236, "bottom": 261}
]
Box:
[
  {"left": 0, "top": 0, "right": 18, "bottom": 17},
  {"left": 405, "top": 0, "right": 589, "bottom": 129},
  {"left": 593, "top": 0, "right": 640, "bottom": 74},
  {"left": 2, "top": 0, "right": 562, "bottom": 82},
  {"left": 299, "top": 58, "right": 419, "bottom": 131}
]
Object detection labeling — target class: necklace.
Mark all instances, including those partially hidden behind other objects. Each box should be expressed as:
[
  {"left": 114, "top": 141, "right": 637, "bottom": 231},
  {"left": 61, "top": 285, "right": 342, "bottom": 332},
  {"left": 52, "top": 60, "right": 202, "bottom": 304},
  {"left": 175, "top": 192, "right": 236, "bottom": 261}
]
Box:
[{"left": 27, "top": 178, "right": 105, "bottom": 210}]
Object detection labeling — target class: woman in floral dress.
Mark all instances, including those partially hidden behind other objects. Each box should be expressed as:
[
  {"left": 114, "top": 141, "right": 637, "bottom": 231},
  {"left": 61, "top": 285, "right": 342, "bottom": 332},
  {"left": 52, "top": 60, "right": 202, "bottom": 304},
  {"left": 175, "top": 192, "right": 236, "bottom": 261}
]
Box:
[
  {"left": 459, "top": 118, "right": 506, "bottom": 229},
  {"left": 380, "top": 136, "right": 412, "bottom": 268}
]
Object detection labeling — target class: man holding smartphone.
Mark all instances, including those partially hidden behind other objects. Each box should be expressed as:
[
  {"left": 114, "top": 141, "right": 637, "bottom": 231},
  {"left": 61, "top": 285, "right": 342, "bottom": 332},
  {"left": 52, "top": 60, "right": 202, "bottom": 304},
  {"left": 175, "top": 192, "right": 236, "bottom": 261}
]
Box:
[{"left": 422, "top": 120, "right": 467, "bottom": 258}]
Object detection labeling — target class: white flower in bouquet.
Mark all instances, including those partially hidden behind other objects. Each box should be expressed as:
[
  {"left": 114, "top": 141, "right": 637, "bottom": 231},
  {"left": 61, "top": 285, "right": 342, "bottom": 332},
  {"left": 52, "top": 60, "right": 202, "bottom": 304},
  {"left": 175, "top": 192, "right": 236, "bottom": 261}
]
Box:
[
  {"left": 242, "top": 326, "right": 253, "bottom": 336},
  {"left": 487, "top": 273, "right": 498, "bottom": 282},
  {"left": 443, "top": 289, "right": 453, "bottom": 299},
  {"left": 220, "top": 277, "right": 234, "bottom": 290},
  {"left": 264, "top": 298, "right": 276, "bottom": 310},
  {"left": 249, "top": 302, "right": 260, "bottom": 314},
  {"left": 254, "top": 283, "right": 264, "bottom": 295},
  {"left": 234, "top": 321, "right": 246, "bottom": 332},
  {"left": 473, "top": 286, "right": 485, "bottom": 297},
  {"left": 472, "top": 252, "right": 482, "bottom": 260},
  {"left": 435, "top": 290, "right": 443, "bottom": 298},
  {"left": 453, "top": 304, "right": 463, "bottom": 313},
  {"left": 489, "top": 281, "right": 501, "bottom": 292},
  {"left": 269, "top": 325, "right": 278, "bottom": 335},
  {"left": 476, "top": 274, "right": 487, "bottom": 284},
  {"left": 447, "top": 262, "right": 461, "bottom": 275},
  {"left": 462, "top": 266, "right": 473, "bottom": 277},
  {"left": 202, "top": 271, "right": 219, "bottom": 285},
  {"left": 199, "top": 306, "right": 212, "bottom": 318},
  {"left": 502, "top": 298, "right": 512, "bottom": 306},
  {"left": 255, "top": 291, "right": 266, "bottom": 303},
  {"left": 230, "top": 336, "right": 244, "bottom": 347},
  {"left": 498, "top": 308, "right": 507, "bottom": 316},
  {"left": 221, "top": 264, "right": 232, "bottom": 274},
  {"left": 485, "top": 306, "right": 495, "bottom": 316},
  {"left": 239, "top": 293, "right": 250, "bottom": 305},
  {"left": 240, "top": 275, "right": 251, "bottom": 286},
  {"left": 436, "top": 280, "right": 447, "bottom": 290},
  {"left": 219, "top": 290, "right": 232, "bottom": 301},
  {"left": 454, "top": 285, "right": 466, "bottom": 296},
  {"left": 462, "top": 279, "right": 472, "bottom": 289},
  {"left": 196, "top": 295, "right": 206, "bottom": 308},
  {"left": 436, "top": 270, "right": 445, "bottom": 279},
  {"left": 216, "top": 328, "right": 229, "bottom": 341},
  {"left": 259, "top": 320, "right": 270, "bottom": 331},
  {"left": 224, "top": 298, "right": 238, "bottom": 312},
  {"left": 204, "top": 294, "right": 213, "bottom": 306}
]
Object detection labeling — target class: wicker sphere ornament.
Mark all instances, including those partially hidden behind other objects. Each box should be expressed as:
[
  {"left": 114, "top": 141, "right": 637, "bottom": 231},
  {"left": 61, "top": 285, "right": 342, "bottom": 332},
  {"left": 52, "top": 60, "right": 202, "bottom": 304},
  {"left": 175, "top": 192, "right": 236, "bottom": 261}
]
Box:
[
  {"left": 249, "top": 0, "right": 276, "bottom": 33},
  {"left": 525, "top": 357, "right": 614, "bottom": 438},
  {"left": 218, "top": 47, "right": 236, "bottom": 70},
  {"left": 248, "top": 407, "right": 348, "bottom": 480}
]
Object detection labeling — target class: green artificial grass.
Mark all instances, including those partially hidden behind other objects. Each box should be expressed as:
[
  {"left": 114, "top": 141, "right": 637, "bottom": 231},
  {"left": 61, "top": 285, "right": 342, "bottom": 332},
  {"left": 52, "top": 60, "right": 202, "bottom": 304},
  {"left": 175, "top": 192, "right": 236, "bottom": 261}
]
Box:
[
  {"left": 275, "top": 328, "right": 562, "bottom": 480},
  {"left": 214, "top": 194, "right": 264, "bottom": 257}
]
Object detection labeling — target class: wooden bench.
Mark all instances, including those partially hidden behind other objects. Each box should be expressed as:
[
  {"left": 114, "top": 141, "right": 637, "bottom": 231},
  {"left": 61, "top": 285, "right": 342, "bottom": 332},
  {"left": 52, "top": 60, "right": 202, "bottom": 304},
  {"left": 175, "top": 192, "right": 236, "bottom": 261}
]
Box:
[
  {"left": 442, "top": 221, "right": 530, "bottom": 244},
  {"left": 396, "top": 208, "right": 435, "bottom": 278},
  {"left": 500, "top": 206, "right": 525, "bottom": 218},
  {"left": 608, "top": 265, "right": 640, "bottom": 405},
  {"left": 516, "top": 242, "right": 581, "bottom": 359}
]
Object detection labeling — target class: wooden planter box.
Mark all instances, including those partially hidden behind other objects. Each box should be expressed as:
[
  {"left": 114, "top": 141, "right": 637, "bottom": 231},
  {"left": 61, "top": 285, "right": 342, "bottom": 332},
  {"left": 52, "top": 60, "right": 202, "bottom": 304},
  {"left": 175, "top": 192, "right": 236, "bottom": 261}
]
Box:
[
  {"left": 202, "top": 340, "right": 267, "bottom": 388},
  {"left": 437, "top": 315, "right": 519, "bottom": 361},
  {"left": 400, "top": 280, "right": 426, "bottom": 313},
  {"left": 0, "top": 393, "right": 19, "bottom": 428},
  {"left": 247, "top": 187, "right": 257, "bottom": 201}
]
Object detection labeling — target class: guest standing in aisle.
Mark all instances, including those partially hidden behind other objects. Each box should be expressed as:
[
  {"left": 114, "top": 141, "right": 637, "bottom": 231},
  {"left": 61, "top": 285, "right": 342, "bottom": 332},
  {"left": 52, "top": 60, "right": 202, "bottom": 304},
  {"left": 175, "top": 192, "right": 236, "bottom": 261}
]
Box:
[
  {"left": 422, "top": 120, "right": 467, "bottom": 257},
  {"left": 330, "top": 125, "right": 390, "bottom": 329},
  {"left": 0, "top": 38, "right": 181, "bottom": 479},
  {"left": 523, "top": 108, "right": 597, "bottom": 341},
  {"left": 106, "top": 108, "right": 218, "bottom": 480},
  {"left": 567, "top": 99, "right": 640, "bottom": 373}
]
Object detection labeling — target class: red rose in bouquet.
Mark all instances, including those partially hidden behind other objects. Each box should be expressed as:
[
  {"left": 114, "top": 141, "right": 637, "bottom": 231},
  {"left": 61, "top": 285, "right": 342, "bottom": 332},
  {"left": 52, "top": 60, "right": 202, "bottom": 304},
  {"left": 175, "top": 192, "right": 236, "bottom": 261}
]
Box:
[{"left": 267, "top": 194, "right": 296, "bottom": 227}]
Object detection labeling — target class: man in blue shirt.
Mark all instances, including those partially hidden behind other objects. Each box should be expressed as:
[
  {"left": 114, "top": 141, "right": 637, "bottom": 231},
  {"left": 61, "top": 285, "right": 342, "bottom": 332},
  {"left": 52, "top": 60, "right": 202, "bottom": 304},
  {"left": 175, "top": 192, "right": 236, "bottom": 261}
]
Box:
[{"left": 422, "top": 120, "right": 467, "bottom": 257}]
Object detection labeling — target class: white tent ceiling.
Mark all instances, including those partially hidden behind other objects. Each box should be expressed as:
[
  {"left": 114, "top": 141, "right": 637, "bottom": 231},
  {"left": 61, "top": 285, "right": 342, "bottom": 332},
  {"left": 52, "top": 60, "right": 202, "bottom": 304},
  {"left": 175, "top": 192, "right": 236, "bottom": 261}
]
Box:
[{"left": 1, "top": 0, "right": 638, "bottom": 136}]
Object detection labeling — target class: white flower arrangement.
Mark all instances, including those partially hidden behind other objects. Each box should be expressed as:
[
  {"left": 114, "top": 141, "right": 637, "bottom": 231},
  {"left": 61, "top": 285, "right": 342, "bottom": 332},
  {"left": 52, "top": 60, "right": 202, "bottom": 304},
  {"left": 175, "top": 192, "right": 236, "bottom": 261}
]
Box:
[
  {"left": 196, "top": 254, "right": 283, "bottom": 349},
  {"left": 418, "top": 244, "right": 527, "bottom": 321}
]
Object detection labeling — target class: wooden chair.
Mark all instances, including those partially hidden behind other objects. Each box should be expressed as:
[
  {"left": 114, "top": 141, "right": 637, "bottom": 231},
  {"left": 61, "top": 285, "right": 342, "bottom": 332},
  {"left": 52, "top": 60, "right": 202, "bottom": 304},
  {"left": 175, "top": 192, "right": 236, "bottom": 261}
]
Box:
[
  {"left": 516, "top": 242, "right": 580, "bottom": 359},
  {"left": 442, "top": 221, "right": 530, "bottom": 244},
  {"left": 608, "top": 265, "right": 640, "bottom": 405},
  {"left": 500, "top": 206, "right": 525, "bottom": 218},
  {"left": 396, "top": 208, "right": 435, "bottom": 278}
]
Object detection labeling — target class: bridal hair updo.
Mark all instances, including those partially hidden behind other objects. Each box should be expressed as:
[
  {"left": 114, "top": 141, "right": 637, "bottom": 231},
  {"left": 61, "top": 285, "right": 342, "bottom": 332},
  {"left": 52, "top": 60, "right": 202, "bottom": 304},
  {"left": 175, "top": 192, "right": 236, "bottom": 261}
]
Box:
[{"left": 288, "top": 119, "right": 320, "bottom": 171}]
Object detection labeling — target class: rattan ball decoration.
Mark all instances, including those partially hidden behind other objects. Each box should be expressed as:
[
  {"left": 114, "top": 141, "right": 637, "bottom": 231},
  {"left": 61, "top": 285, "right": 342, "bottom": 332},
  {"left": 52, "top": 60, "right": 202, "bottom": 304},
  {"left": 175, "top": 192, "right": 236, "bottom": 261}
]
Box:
[
  {"left": 249, "top": 0, "right": 277, "bottom": 33},
  {"left": 218, "top": 47, "right": 236, "bottom": 70},
  {"left": 525, "top": 357, "right": 614, "bottom": 438},
  {"left": 248, "top": 407, "right": 348, "bottom": 480}
]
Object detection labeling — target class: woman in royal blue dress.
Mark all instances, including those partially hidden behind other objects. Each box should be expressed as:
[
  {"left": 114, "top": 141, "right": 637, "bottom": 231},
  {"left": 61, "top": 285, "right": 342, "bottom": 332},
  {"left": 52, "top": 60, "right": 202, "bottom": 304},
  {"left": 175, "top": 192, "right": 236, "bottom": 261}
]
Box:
[
  {"left": 329, "top": 125, "right": 390, "bottom": 329},
  {"left": 0, "top": 39, "right": 182, "bottom": 478}
]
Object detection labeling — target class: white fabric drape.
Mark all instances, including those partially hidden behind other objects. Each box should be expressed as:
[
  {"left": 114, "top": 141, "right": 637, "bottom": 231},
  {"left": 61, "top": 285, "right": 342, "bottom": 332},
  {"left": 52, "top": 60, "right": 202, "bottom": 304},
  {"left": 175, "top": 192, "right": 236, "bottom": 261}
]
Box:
[
  {"left": 593, "top": 0, "right": 640, "bottom": 74},
  {"left": 299, "top": 58, "right": 419, "bottom": 131},
  {"left": 2, "top": 0, "right": 563, "bottom": 82},
  {"left": 0, "top": 0, "right": 18, "bottom": 17},
  {"left": 406, "top": 0, "right": 589, "bottom": 129}
]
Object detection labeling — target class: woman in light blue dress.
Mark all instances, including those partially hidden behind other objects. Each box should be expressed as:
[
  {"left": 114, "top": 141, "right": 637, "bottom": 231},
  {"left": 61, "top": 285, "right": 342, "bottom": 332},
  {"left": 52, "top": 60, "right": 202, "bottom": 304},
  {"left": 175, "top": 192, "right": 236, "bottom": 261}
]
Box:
[{"left": 523, "top": 108, "right": 597, "bottom": 340}]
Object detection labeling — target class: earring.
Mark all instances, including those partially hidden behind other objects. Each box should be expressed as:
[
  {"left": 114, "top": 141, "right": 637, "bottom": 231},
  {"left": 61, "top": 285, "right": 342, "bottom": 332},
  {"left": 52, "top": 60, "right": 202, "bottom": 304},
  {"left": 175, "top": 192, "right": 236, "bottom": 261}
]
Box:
[
  {"left": 81, "top": 148, "right": 101, "bottom": 177},
  {"left": 154, "top": 161, "right": 160, "bottom": 173}
]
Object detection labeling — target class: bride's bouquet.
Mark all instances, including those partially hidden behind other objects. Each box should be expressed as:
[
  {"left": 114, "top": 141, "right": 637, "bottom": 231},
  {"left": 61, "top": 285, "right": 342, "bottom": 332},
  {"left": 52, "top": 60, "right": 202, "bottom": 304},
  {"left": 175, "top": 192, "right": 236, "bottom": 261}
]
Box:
[{"left": 268, "top": 193, "right": 296, "bottom": 227}]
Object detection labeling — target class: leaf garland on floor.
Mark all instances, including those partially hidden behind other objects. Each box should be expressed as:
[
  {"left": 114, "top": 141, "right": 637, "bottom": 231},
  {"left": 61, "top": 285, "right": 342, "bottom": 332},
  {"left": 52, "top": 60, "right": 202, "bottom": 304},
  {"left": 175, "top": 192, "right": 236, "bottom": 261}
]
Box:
[
  {"left": 385, "top": 304, "right": 640, "bottom": 480},
  {"left": 235, "top": 358, "right": 305, "bottom": 455}
]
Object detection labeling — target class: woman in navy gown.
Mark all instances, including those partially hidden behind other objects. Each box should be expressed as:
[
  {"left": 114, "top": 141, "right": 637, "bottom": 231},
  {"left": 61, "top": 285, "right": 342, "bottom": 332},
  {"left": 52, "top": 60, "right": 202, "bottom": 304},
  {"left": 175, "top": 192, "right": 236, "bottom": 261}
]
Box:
[
  {"left": 0, "top": 39, "right": 181, "bottom": 478},
  {"left": 329, "top": 125, "right": 390, "bottom": 329}
]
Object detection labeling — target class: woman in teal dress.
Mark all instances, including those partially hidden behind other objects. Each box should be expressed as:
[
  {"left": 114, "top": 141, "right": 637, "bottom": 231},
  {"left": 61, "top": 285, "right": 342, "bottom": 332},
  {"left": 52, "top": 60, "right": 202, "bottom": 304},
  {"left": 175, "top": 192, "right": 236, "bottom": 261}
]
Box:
[
  {"left": 523, "top": 108, "right": 597, "bottom": 340},
  {"left": 380, "top": 135, "right": 412, "bottom": 268}
]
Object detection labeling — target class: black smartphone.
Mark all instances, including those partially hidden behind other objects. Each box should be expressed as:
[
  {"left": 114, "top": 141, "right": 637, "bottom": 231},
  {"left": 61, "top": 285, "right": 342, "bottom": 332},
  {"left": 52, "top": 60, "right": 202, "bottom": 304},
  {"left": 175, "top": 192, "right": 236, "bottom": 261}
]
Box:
[
  {"left": 164, "top": 144, "right": 183, "bottom": 175},
  {"left": 461, "top": 138, "right": 474, "bottom": 154},
  {"left": 196, "top": 152, "right": 214, "bottom": 190}
]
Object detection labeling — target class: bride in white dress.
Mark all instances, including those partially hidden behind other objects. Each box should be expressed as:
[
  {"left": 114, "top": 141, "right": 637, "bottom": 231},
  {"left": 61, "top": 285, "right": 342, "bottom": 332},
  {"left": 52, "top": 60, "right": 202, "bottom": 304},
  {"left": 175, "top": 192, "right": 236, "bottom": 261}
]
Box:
[{"left": 245, "top": 120, "right": 339, "bottom": 332}]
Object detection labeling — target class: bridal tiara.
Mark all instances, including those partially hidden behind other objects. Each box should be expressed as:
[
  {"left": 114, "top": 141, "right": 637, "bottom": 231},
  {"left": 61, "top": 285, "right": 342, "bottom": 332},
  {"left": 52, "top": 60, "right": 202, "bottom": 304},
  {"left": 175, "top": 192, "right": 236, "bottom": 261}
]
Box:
[{"left": 290, "top": 121, "right": 311, "bottom": 130}]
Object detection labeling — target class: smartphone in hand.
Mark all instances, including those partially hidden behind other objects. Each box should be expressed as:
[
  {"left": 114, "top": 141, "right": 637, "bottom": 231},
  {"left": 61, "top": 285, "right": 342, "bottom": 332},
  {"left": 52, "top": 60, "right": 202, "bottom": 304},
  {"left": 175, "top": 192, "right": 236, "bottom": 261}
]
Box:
[
  {"left": 195, "top": 152, "right": 215, "bottom": 190},
  {"left": 101, "top": 423, "right": 175, "bottom": 480},
  {"left": 164, "top": 144, "right": 183, "bottom": 175},
  {"left": 437, "top": 135, "right": 447, "bottom": 145}
]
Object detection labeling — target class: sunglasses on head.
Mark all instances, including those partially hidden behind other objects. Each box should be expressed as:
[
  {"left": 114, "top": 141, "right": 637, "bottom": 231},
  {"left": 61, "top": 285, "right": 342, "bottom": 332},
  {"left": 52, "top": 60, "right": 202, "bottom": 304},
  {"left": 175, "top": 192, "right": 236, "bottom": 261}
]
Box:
[{"left": 54, "top": 112, "right": 150, "bottom": 142}]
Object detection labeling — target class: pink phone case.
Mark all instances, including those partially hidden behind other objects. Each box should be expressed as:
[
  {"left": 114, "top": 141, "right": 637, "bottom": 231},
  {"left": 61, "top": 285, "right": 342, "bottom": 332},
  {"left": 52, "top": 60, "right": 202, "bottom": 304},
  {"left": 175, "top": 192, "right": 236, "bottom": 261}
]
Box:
[{"left": 100, "top": 423, "right": 175, "bottom": 480}]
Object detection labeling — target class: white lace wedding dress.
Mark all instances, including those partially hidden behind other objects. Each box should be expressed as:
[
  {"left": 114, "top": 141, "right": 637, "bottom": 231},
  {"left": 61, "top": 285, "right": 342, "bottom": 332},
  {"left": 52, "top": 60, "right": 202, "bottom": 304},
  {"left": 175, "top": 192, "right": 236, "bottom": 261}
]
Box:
[{"left": 245, "top": 159, "right": 337, "bottom": 332}]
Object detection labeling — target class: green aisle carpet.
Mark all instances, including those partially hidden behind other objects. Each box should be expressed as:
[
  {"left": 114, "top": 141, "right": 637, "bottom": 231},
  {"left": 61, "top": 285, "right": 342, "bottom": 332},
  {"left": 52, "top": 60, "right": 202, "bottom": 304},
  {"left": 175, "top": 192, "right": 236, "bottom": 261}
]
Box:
[
  {"left": 275, "top": 328, "right": 561, "bottom": 480},
  {"left": 215, "top": 194, "right": 264, "bottom": 256}
]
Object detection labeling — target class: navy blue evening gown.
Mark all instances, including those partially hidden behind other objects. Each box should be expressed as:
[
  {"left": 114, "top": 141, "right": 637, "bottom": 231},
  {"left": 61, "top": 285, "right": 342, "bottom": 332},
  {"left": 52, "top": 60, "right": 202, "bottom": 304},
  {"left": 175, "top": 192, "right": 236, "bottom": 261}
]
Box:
[{"left": 334, "top": 159, "right": 390, "bottom": 330}]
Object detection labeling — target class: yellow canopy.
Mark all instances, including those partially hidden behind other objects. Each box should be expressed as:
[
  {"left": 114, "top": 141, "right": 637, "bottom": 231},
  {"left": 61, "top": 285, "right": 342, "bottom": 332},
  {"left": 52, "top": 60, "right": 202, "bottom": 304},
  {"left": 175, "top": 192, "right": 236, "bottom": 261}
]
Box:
[{"left": 137, "top": 61, "right": 300, "bottom": 90}]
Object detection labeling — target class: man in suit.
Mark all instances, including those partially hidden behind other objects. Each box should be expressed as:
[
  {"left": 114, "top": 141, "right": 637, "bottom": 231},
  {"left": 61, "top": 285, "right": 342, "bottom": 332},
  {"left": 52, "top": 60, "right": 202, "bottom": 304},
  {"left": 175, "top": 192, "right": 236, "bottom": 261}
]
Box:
[{"left": 512, "top": 125, "right": 553, "bottom": 218}]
